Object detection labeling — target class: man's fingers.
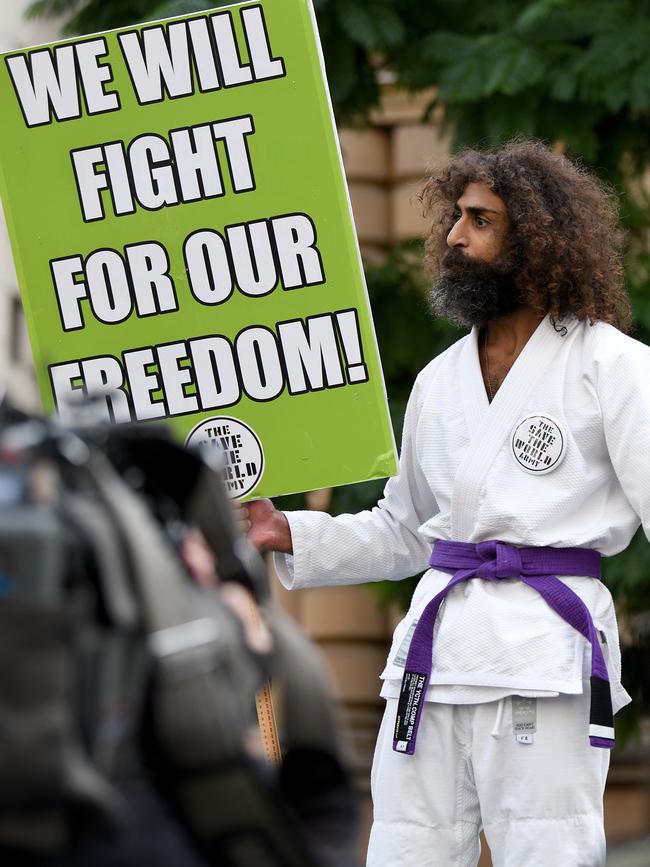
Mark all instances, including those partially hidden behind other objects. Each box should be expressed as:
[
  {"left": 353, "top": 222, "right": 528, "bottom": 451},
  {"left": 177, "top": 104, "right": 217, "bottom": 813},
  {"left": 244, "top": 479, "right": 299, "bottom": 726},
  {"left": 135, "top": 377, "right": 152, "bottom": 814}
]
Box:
[
  {"left": 229, "top": 498, "right": 283, "bottom": 550},
  {"left": 230, "top": 498, "right": 251, "bottom": 532}
]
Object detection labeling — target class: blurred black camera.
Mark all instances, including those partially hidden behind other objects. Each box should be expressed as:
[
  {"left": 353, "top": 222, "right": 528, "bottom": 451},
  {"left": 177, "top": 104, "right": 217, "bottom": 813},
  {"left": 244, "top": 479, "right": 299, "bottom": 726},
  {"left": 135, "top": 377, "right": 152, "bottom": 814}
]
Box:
[{"left": 0, "top": 400, "right": 359, "bottom": 867}]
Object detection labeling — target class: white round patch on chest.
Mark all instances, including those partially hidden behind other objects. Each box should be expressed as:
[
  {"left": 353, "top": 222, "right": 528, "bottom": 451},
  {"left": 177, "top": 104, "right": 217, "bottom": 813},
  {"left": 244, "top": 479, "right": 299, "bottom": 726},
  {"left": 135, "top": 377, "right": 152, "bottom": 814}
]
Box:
[{"left": 510, "top": 414, "right": 567, "bottom": 474}]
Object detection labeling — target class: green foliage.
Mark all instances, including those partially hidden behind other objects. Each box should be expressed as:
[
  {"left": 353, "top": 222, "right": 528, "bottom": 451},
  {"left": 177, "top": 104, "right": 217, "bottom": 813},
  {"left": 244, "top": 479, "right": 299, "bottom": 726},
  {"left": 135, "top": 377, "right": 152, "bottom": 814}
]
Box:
[
  {"left": 603, "top": 529, "right": 650, "bottom": 611},
  {"left": 27, "top": 0, "right": 157, "bottom": 34},
  {"left": 150, "top": 1, "right": 231, "bottom": 19},
  {"left": 25, "top": 1, "right": 650, "bottom": 175},
  {"left": 25, "top": 0, "right": 396, "bottom": 120}
]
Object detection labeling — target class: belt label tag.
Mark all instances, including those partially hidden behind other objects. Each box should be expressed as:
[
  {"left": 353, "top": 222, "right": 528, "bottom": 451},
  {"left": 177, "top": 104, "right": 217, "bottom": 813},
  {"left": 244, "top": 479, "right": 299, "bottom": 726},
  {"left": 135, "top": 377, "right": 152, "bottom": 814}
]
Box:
[
  {"left": 512, "top": 696, "right": 537, "bottom": 743},
  {"left": 393, "top": 619, "right": 418, "bottom": 668},
  {"left": 393, "top": 670, "right": 427, "bottom": 753}
]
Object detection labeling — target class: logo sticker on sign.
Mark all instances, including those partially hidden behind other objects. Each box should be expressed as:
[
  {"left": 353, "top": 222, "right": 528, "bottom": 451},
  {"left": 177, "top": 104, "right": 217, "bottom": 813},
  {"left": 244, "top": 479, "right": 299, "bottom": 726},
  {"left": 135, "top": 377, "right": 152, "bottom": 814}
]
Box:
[
  {"left": 511, "top": 414, "right": 567, "bottom": 475},
  {"left": 186, "top": 416, "right": 264, "bottom": 498}
]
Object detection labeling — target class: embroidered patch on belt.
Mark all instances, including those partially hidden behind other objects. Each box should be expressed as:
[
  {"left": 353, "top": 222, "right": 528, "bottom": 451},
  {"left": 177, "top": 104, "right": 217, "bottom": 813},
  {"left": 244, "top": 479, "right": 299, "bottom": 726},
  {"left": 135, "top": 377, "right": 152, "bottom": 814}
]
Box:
[{"left": 511, "top": 414, "right": 567, "bottom": 475}]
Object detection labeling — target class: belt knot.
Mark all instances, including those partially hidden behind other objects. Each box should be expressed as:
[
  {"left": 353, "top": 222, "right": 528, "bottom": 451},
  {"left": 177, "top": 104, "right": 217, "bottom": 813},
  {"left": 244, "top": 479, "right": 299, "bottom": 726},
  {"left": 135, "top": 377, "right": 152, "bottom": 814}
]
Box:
[{"left": 476, "top": 540, "right": 522, "bottom": 579}]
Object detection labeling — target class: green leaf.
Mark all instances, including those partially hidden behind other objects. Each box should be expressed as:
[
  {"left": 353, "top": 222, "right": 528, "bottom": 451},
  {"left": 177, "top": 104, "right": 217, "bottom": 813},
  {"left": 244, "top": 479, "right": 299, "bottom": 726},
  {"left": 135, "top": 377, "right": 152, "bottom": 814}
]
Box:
[
  {"left": 336, "top": 1, "right": 382, "bottom": 51},
  {"left": 25, "top": 0, "right": 81, "bottom": 18},
  {"left": 550, "top": 68, "right": 578, "bottom": 102},
  {"left": 322, "top": 29, "right": 358, "bottom": 103},
  {"left": 578, "top": 24, "right": 650, "bottom": 84},
  {"left": 501, "top": 45, "right": 546, "bottom": 95},
  {"left": 630, "top": 57, "right": 650, "bottom": 112},
  {"left": 483, "top": 45, "right": 520, "bottom": 96},
  {"left": 371, "top": 6, "right": 406, "bottom": 46},
  {"left": 149, "top": 0, "right": 224, "bottom": 20},
  {"left": 602, "top": 74, "right": 632, "bottom": 113},
  {"left": 419, "top": 31, "right": 476, "bottom": 64},
  {"left": 437, "top": 50, "right": 495, "bottom": 103},
  {"left": 515, "top": 0, "right": 571, "bottom": 34}
]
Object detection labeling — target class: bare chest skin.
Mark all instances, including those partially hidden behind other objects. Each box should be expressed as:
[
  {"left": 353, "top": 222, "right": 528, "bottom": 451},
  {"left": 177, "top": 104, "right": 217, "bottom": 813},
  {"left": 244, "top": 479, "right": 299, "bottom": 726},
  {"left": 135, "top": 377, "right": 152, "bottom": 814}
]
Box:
[{"left": 479, "top": 329, "right": 518, "bottom": 401}]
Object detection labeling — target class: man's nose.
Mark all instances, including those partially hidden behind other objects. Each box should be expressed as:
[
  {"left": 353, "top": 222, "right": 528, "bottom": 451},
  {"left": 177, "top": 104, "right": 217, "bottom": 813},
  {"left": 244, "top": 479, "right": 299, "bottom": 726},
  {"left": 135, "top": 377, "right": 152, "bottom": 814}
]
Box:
[{"left": 447, "top": 218, "right": 467, "bottom": 248}]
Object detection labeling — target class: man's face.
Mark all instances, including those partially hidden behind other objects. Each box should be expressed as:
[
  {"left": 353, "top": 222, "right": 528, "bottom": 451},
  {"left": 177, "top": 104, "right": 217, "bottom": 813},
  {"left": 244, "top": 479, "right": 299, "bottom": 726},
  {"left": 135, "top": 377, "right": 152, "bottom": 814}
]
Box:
[
  {"left": 446, "top": 182, "right": 510, "bottom": 261},
  {"left": 428, "top": 181, "right": 523, "bottom": 328}
]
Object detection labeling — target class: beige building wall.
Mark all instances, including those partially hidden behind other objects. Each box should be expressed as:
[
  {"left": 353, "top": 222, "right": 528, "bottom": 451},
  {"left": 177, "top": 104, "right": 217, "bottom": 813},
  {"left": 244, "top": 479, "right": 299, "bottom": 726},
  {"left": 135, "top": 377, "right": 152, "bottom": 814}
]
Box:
[{"left": 340, "top": 88, "right": 446, "bottom": 252}]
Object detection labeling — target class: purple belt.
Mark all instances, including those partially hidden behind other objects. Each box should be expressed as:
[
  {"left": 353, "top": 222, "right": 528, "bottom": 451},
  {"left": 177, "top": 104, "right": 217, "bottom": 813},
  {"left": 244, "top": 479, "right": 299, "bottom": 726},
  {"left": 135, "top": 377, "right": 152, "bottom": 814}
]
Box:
[{"left": 393, "top": 539, "right": 614, "bottom": 755}]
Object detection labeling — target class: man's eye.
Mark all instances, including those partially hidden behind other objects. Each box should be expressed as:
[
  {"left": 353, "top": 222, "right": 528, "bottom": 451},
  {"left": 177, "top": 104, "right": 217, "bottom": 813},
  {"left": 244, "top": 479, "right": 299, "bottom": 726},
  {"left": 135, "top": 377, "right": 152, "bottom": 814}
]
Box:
[
  {"left": 452, "top": 209, "right": 461, "bottom": 221},
  {"left": 475, "top": 216, "right": 488, "bottom": 227}
]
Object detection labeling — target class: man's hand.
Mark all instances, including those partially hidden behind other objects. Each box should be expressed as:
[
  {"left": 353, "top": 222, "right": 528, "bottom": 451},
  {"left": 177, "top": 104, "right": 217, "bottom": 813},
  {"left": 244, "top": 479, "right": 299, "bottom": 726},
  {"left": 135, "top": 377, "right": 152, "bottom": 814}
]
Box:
[{"left": 237, "top": 498, "right": 293, "bottom": 554}]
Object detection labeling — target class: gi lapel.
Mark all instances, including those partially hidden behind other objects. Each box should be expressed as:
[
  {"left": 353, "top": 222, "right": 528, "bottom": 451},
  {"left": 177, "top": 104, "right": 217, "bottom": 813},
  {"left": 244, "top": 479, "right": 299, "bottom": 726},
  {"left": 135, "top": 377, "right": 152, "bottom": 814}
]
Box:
[{"left": 451, "top": 314, "right": 574, "bottom": 539}]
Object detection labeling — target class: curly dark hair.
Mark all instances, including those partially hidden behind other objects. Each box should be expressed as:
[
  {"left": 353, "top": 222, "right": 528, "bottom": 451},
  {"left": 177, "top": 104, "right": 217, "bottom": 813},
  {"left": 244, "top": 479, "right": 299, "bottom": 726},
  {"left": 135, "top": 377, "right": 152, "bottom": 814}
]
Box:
[{"left": 421, "top": 140, "right": 631, "bottom": 331}]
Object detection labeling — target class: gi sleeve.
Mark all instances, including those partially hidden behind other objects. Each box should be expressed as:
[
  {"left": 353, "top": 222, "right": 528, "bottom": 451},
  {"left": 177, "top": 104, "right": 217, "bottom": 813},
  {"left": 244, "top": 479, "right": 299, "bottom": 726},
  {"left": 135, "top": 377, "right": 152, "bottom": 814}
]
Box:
[
  {"left": 595, "top": 326, "right": 650, "bottom": 539},
  {"left": 273, "top": 374, "right": 439, "bottom": 589}
]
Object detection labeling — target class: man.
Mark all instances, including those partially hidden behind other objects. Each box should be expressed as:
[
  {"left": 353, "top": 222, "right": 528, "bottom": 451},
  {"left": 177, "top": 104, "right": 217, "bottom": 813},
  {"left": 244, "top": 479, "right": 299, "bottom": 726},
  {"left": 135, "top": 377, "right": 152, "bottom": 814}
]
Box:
[{"left": 243, "top": 140, "right": 649, "bottom": 866}]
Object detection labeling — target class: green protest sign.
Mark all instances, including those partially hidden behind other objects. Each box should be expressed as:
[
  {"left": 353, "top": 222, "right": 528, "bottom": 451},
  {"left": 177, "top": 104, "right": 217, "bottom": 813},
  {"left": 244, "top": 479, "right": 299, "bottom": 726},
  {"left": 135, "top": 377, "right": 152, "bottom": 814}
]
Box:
[{"left": 0, "top": 0, "right": 397, "bottom": 499}]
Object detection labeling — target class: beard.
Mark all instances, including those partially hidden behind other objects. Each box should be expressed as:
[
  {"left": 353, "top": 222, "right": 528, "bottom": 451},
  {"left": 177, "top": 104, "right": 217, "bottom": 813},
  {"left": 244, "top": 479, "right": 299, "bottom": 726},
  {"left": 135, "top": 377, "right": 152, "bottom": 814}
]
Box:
[{"left": 427, "top": 247, "right": 523, "bottom": 328}]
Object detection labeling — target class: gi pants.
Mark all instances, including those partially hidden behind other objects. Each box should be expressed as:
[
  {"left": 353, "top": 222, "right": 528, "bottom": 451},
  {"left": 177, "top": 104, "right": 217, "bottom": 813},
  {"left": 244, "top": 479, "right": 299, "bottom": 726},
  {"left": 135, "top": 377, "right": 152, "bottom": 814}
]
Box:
[{"left": 367, "top": 689, "right": 610, "bottom": 867}]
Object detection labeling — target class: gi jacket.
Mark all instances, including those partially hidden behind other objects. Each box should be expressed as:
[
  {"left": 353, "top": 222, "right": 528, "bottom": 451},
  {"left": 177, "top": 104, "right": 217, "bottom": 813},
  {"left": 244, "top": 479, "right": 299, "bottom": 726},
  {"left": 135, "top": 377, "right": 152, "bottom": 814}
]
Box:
[{"left": 275, "top": 315, "right": 650, "bottom": 711}]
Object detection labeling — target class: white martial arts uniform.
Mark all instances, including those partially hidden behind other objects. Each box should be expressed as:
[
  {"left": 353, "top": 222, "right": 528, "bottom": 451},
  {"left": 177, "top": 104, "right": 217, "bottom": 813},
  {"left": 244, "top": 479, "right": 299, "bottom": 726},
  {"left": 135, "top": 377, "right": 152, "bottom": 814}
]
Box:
[{"left": 274, "top": 314, "right": 650, "bottom": 866}]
